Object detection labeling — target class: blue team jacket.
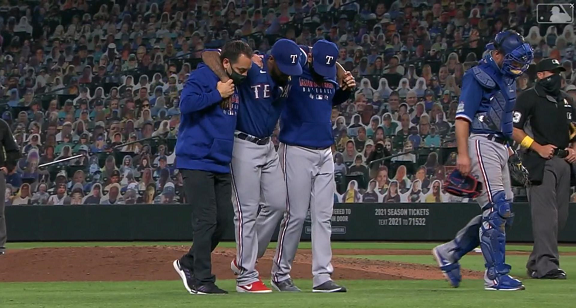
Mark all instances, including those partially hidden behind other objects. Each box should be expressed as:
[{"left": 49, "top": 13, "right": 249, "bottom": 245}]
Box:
[
  {"left": 279, "top": 51, "right": 350, "bottom": 148},
  {"left": 175, "top": 64, "right": 239, "bottom": 173}
]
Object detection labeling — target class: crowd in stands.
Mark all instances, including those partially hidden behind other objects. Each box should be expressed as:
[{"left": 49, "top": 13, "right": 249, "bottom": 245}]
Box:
[{"left": 1, "top": 0, "right": 576, "bottom": 205}]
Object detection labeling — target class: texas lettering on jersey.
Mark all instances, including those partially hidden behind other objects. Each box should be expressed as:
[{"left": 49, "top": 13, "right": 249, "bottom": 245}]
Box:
[
  {"left": 251, "top": 83, "right": 272, "bottom": 99},
  {"left": 251, "top": 82, "right": 291, "bottom": 101},
  {"left": 279, "top": 84, "right": 291, "bottom": 98}
]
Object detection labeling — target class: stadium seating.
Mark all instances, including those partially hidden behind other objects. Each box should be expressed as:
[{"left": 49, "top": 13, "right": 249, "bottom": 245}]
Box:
[{"left": 2, "top": 0, "right": 575, "bottom": 205}]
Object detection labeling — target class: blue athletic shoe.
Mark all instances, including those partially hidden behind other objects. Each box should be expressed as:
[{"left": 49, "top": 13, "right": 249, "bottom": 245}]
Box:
[
  {"left": 432, "top": 245, "right": 462, "bottom": 288},
  {"left": 484, "top": 273, "right": 525, "bottom": 291}
]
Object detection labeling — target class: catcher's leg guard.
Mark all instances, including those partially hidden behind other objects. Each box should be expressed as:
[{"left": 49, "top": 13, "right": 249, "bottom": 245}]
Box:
[
  {"left": 433, "top": 215, "right": 481, "bottom": 288},
  {"left": 452, "top": 215, "right": 482, "bottom": 261},
  {"left": 480, "top": 191, "right": 524, "bottom": 291}
]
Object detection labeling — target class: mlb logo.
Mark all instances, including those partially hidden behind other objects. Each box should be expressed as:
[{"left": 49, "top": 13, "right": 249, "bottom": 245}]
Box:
[
  {"left": 537, "top": 4, "right": 574, "bottom": 24},
  {"left": 315, "top": 94, "right": 324, "bottom": 100}
]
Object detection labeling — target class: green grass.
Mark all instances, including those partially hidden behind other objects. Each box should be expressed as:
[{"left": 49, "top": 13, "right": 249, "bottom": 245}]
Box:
[
  {"left": 340, "top": 255, "right": 576, "bottom": 278},
  {"left": 2, "top": 242, "right": 576, "bottom": 307},
  {"left": 1, "top": 280, "right": 576, "bottom": 308}
]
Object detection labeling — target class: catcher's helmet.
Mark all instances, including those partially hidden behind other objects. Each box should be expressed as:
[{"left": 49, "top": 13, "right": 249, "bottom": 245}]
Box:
[
  {"left": 485, "top": 30, "right": 533, "bottom": 77},
  {"left": 444, "top": 170, "right": 483, "bottom": 199}
]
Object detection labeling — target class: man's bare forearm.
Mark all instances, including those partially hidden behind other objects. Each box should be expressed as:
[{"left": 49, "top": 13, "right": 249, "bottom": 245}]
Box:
[
  {"left": 202, "top": 51, "right": 230, "bottom": 82},
  {"left": 455, "top": 119, "right": 470, "bottom": 157},
  {"left": 512, "top": 127, "right": 540, "bottom": 150},
  {"left": 336, "top": 62, "right": 345, "bottom": 84}
]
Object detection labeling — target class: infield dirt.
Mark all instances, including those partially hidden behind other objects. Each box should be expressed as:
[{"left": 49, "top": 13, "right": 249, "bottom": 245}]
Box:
[{"left": 0, "top": 246, "right": 485, "bottom": 282}]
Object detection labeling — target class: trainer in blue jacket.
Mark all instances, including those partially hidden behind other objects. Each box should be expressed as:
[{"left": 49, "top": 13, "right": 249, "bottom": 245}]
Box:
[{"left": 172, "top": 40, "right": 253, "bottom": 295}]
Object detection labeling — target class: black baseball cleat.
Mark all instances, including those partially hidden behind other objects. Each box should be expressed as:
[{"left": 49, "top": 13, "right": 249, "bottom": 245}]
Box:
[
  {"left": 173, "top": 260, "right": 197, "bottom": 294},
  {"left": 312, "top": 280, "right": 347, "bottom": 293},
  {"left": 271, "top": 278, "right": 301, "bottom": 292},
  {"left": 528, "top": 268, "right": 567, "bottom": 279},
  {"left": 195, "top": 283, "right": 228, "bottom": 295},
  {"left": 541, "top": 269, "right": 567, "bottom": 279}
]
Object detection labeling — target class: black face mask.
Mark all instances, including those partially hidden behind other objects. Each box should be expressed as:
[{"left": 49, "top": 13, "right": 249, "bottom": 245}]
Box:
[
  {"left": 538, "top": 73, "right": 562, "bottom": 95},
  {"left": 227, "top": 67, "right": 246, "bottom": 85}
]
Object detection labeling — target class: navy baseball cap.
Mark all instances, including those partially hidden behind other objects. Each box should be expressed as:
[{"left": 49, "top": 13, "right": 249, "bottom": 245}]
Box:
[
  {"left": 271, "top": 39, "right": 303, "bottom": 76},
  {"left": 312, "top": 40, "right": 339, "bottom": 78}
]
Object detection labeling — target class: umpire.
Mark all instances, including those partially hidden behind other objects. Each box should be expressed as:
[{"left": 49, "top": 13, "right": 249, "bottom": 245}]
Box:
[
  {"left": 172, "top": 40, "right": 253, "bottom": 295},
  {"left": 512, "top": 58, "right": 575, "bottom": 279},
  {"left": 0, "top": 118, "right": 20, "bottom": 255}
]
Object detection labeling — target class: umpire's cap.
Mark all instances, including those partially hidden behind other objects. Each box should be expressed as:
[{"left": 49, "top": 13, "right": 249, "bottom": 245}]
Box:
[{"left": 536, "top": 58, "right": 566, "bottom": 73}]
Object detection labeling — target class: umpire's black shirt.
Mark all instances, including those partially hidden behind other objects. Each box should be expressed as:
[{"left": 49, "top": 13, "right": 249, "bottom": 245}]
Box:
[
  {"left": 0, "top": 119, "right": 19, "bottom": 172},
  {"left": 513, "top": 83, "right": 575, "bottom": 149},
  {"left": 513, "top": 84, "right": 576, "bottom": 183}
]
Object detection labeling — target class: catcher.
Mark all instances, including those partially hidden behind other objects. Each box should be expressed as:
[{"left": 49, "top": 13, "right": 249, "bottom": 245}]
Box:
[
  {"left": 512, "top": 58, "right": 576, "bottom": 280},
  {"left": 432, "top": 30, "right": 533, "bottom": 291}
]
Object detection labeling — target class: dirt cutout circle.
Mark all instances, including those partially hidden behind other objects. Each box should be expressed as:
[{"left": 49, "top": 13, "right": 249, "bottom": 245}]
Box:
[{"left": 0, "top": 246, "right": 485, "bottom": 282}]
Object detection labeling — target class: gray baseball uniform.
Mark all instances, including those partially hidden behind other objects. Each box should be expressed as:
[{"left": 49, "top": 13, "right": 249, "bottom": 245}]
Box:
[
  {"left": 271, "top": 143, "right": 335, "bottom": 287},
  {"left": 468, "top": 134, "right": 514, "bottom": 207},
  {"left": 226, "top": 47, "right": 301, "bottom": 287},
  {"left": 231, "top": 135, "right": 286, "bottom": 286},
  {"left": 439, "top": 134, "right": 513, "bottom": 266},
  {"left": 272, "top": 42, "right": 349, "bottom": 289}
]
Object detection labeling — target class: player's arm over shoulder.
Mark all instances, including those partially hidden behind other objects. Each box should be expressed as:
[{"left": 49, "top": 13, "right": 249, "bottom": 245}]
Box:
[
  {"left": 298, "top": 45, "right": 310, "bottom": 67},
  {"left": 455, "top": 69, "right": 490, "bottom": 122},
  {"left": 201, "top": 49, "right": 230, "bottom": 82}
]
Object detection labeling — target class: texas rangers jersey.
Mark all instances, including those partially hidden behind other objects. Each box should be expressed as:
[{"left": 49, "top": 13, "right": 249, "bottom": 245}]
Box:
[
  {"left": 279, "top": 60, "right": 339, "bottom": 148},
  {"left": 236, "top": 55, "right": 291, "bottom": 138}
]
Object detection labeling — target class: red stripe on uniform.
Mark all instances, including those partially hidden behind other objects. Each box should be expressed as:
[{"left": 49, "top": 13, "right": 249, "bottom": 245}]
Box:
[
  {"left": 273, "top": 144, "right": 291, "bottom": 283},
  {"left": 475, "top": 139, "right": 493, "bottom": 203},
  {"left": 230, "top": 164, "right": 244, "bottom": 274},
  {"left": 475, "top": 139, "right": 495, "bottom": 230}
]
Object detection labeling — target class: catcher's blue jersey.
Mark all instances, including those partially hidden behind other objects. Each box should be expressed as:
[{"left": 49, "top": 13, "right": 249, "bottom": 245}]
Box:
[{"left": 455, "top": 56, "right": 516, "bottom": 138}]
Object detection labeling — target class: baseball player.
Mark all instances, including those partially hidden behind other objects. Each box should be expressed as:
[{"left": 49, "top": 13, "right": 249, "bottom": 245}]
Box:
[
  {"left": 271, "top": 39, "right": 355, "bottom": 293},
  {"left": 201, "top": 39, "right": 304, "bottom": 293},
  {"left": 432, "top": 30, "right": 533, "bottom": 291}
]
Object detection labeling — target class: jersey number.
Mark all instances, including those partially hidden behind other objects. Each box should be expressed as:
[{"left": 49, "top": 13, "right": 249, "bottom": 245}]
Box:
[
  {"left": 512, "top": 112, "right": 521, "bottom": 123},
  {"left": 568, "top": 112, "right": 572, "bottom": 121}
]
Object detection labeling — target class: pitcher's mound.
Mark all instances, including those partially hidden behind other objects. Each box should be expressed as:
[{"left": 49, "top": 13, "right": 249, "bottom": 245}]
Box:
[{"left": 0, "top": 246, "right": 483, "bottom": 282}]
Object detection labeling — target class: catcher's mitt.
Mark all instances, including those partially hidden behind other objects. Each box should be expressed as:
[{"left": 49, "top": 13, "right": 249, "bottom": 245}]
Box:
[
  {"left": 444, "top": 169, "right": 483, "bottom": 199},
  {"left": 508, "top": 152, "right": 530, "bottom": 187}
]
